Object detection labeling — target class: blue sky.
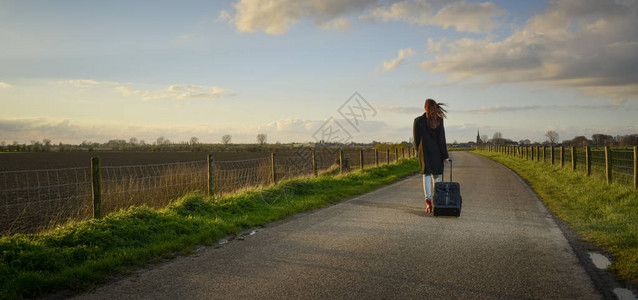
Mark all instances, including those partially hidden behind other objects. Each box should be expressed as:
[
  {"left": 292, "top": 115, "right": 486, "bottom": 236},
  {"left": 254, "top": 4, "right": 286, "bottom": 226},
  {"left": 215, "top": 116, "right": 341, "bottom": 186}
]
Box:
[{"left": 1, "top": 0, "right": 637, "bottom": 145}]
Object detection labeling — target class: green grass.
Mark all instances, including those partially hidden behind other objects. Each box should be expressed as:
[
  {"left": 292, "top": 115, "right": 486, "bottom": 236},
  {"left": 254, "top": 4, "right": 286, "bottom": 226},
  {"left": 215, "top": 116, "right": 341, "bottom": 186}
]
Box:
[
  {"left": 473, "top": 150, "right": 638, "bottom": 284},
  {"left": 0, "top": 159, "right": 419, "bottom": 299}
]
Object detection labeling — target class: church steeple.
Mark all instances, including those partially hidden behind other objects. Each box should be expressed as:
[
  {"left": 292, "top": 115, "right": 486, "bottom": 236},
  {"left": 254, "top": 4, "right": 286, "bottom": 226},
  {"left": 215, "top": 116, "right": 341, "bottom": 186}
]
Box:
[{"left": 477, "top": 130, "right": 481, "bottom": 145}]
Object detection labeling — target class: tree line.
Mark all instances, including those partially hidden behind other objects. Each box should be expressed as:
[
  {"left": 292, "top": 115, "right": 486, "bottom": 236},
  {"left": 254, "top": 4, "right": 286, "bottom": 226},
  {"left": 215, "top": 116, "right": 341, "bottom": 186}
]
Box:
[
  {"left": 483, "top": 131, "right": 638, "bottom": 147},
  {"left": 0, "top": 133, "right": 269, "bottom": 152}
]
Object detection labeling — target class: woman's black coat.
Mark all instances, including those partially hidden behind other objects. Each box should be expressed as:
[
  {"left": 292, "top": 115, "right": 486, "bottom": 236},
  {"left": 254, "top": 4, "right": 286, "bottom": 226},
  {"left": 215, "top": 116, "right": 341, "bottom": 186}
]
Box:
[{"left": 413, "top": 112, "right": 449, "bottom": 175}]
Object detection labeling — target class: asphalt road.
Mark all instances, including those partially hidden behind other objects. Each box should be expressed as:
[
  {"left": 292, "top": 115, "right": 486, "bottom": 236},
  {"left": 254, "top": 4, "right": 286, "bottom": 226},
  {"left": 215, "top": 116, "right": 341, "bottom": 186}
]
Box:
[{"left": 75, "top": 152, "right": 600, "bottom": 299}]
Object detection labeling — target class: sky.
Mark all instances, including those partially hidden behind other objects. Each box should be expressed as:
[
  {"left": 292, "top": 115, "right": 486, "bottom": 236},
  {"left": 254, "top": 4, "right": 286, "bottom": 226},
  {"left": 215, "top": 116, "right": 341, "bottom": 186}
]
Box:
[{"left": 1, "top": 0, "right": 637, "bottom": 145}]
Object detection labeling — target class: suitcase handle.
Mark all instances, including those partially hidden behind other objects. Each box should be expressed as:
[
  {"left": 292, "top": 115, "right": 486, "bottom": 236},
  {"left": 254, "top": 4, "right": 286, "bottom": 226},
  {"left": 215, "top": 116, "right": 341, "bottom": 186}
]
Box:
[{"left": 445, "top": 159, "right": 452, "bottom": 182}]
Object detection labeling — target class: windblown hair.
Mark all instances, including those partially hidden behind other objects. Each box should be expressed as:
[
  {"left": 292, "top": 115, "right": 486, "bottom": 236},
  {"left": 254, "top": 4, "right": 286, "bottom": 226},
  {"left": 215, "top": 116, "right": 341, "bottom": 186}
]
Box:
[{"left": 425, "top": 98, "right": 447, "bottom": 129}]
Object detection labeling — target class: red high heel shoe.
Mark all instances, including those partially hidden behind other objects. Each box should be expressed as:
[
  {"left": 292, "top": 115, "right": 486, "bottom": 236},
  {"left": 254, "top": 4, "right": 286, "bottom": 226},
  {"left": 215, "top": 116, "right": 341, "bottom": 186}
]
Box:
[{"left": 425, "top": 199, "right": 432, "bottom": 213}]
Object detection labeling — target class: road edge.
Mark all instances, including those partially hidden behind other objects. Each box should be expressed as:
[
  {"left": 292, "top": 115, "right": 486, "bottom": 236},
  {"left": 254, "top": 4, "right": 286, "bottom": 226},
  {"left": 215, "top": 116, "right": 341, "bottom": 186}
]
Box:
[{"left": 473, "top": 151, "right": 630, "bottom": 300}]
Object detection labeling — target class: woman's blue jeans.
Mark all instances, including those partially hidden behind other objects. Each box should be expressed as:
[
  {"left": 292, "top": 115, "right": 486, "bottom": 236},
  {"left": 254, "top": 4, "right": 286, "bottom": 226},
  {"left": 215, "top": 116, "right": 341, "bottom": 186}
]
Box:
[{"left": 423, "top": 174, "right": 441, "bottom": 200}]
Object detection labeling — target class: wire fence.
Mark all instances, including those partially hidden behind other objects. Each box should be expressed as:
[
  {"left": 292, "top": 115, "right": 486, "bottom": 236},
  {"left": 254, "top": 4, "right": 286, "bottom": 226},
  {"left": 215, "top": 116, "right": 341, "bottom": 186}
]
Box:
[
  {"left": 0, "top": 167, "right": 93, "bottom": 236},
  {"left": 479, "top": 145, "right": 637, "bottom": 191},
  {"left": 0, "top": 148, "right": 412, "bottom": 236}
]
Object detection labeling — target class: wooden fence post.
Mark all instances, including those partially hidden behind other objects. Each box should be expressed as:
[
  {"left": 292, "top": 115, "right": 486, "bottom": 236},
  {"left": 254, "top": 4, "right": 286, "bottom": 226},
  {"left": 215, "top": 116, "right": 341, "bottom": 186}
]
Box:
[
  {"left": 560, "top": 146, "right": 565, "bottom": 168},
  {"left": 271, "top": 152, "right": 277, "bottom": 184},
  {"left": 585, "top": 146, "right": 591, "bottom": 176},
  {"left": 402, "top": 148, "right": 405, "bottom": 158},
  {"left": 395, "top": 148, "right": 399, "bottom": 163},
  {"left": 312, "top": 150, "right": 318, "bottom": 176},
  {"left": 572, "top": 146, "right": 576, "bottom": 171},
  {"left": 207, "top": 154, "right": 214, "bottom": 198},
  {"left": 551, "top": 146, "right": 555, "bottom": 165},
  {"left": 634, "top": 146, "right": 637, "bottom": 191},
  {"left": 605, "top": 146, "right": 612, "bottom": 184},
  {"left": 340, "top": 150, "right": 344, "bottom": 174},
  {"left": 386, "top": 149, "right": 390, "bottom": 165},
  {"left": 360, "top": 150, "right": 364, "bottom": 170},
  {"left": 531, "top": 146, "right": 534, "bottom": 161},
  {"left": 542, "top": 146, "right": 546, "bottom": 163},
  {"left": 537, "top": 146, "right": 540, "bottom": 162},
  {"left": 518, "top": 146, "right": 522, "bottom": 158},
  {"left": 375, "top": 149, "right": 379, "bottom": 167},
  {"left": 91, "top": 157, "right": 102, "bottom": 219}
]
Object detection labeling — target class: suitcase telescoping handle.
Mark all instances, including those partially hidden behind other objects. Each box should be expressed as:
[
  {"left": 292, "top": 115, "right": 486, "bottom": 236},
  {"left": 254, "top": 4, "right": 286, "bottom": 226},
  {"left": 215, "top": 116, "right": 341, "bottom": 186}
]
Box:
[{"left": 445, "top": 159, "right": 453, "bottom": 182}]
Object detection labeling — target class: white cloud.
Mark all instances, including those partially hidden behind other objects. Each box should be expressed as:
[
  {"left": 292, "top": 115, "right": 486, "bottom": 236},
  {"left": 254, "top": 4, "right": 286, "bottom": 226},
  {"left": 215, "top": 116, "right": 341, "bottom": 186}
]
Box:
[
  {"left": 0, "top": 82, "right": 11, "bottom": 88},
  {"left": 426, "top": 38, "right": 446, "bottom": 53},
  {"left": 224, "top": 0, "right": 505, "bottom": 34},
  {"left": 377, "top": 104, "right": 422, "bottom": 114},
  {"left": 420, "top": 0, "right": 638, "bottom": 99},
  {"left": 458, "top": 101, "right": 635, "bottom": 114},
  {"left": 57, "top": 79, "right": 119, "bottom": 87},
  {"left": 429, "top": 1, "right": 505, "bottom": 33},
  {"left": 361, "top": 0, "right": 433, "bottom": 24},
  {"left": 116, "top": 85, "right": 230, "bottom": 101},
  {"left": 319, "top": 18, "right": 353, "bottom": 31},
  {"left": 229, "top": 0, "right": 377, "bottom": 34},
  {"left": 216, "top": 10, "right": 233, "bottom": 23},
  {"left": 379, "top": 48, "right": 415, "bottom": 71},
  {"left": 0, "top": 117, "right": 405, "bottom": 144},
  {"left": 361, "top": 0, "right": 505, "bottom": 33}
]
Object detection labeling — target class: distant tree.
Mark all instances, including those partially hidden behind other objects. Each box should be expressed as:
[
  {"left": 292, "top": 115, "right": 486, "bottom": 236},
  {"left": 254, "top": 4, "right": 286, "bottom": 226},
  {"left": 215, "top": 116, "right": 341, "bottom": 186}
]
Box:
[
  {"left": 491, "top": 132, "right": 505, "bottom": 145},
  {"left": 156, "top": 136, "right": 165, "bottom": 146},
  {"left": 519, "top": 139, "right": 531, "bottom": 145},
  {"left": 545, "top": 130, "right": 559, "bottom": 146},
  {"left": 222, "top": 134, "right": 232, "bottom": 145},
  {"left": 592, "top": 134, "right": 613, "bottom": 146},
  {"left": 129, "top": 137, "right": 138, "bottom": 145},
  {"left": 190, "top": 136, "right": 199, "bottom": 145},
  {"left": 481, "top": 135, "right": 488, "bottom": 144},
  {"left": 257, "top": 133, "right": 267, "bottom": 145},
  {"left": 618, "top": 134, "right": 638, "bottom": 146},
  {"left": 43, "top": 139, "right": 52, "bottom": 151},
  {"left": 571, "top": 136, "right": 589, "bottom": 146}
]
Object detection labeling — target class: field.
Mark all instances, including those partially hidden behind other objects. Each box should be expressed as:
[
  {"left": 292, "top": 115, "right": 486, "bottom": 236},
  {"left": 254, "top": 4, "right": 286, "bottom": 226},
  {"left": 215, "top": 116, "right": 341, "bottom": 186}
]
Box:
[{"left": 0, "top": 149, "right": 403, "bottom": 236}]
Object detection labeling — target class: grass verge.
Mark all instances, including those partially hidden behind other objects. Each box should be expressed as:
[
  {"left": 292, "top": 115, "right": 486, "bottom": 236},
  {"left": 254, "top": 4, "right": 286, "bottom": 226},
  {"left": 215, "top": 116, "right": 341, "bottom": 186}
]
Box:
[
  {"left": 473, "top": 150, "right": 638, "bottom": 284},
  {"left": 0, "top": 158, "right": 419, "bottom": 299}
]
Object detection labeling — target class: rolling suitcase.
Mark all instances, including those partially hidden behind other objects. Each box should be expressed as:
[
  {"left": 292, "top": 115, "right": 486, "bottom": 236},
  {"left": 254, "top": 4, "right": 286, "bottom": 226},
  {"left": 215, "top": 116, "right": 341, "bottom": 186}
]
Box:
[{"left": 432, "top": 160, "right": 462, "bottom": 217}]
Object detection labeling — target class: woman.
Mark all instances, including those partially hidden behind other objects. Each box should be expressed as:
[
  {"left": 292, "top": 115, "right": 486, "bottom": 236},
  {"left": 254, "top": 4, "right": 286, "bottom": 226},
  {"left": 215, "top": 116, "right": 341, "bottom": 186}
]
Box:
[{"left": 413, "top": 98, "right": 449, "bottom": 213}]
